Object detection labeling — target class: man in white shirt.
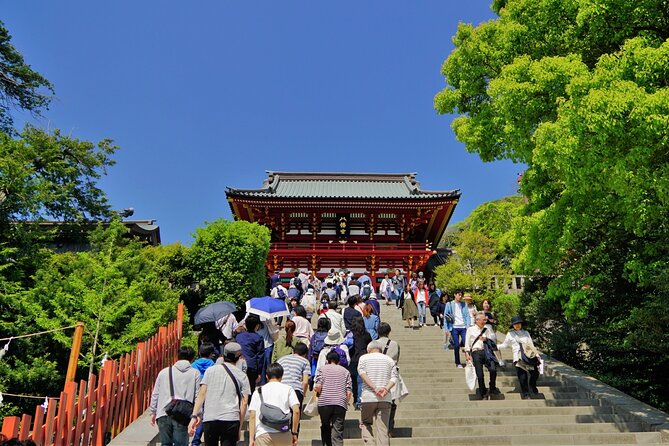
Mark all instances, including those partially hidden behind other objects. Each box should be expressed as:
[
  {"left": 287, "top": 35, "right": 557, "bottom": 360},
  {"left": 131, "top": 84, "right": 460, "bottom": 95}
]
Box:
[
  {"left": 188, "top": 342, "right": 251, "bottom": 445},
  {"left": 248, "top": 363, "right": 301, "bottom": 446},
  {"left": 357, "top": 340, "right": 399, "bottom": 446},
  {"left": 444, "top": 291, "right": 471, "bottom": 368},
  {"left": 464, "top": 312, "right": 500, "bottom": 400}
]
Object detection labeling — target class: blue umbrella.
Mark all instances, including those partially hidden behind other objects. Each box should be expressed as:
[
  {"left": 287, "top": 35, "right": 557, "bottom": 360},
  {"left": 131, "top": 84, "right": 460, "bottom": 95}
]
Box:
[
  {"left": 246, "top": 296, "right": 290, "bottom": 319},
  {"left": 194, "top": 301, "right": 237, "bottom": 326}
]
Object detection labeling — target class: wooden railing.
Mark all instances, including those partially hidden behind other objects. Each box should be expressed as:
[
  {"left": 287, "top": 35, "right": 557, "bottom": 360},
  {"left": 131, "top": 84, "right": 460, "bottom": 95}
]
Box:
[{"left": 1, "top": 304, "right": 183, "bottom": 445}]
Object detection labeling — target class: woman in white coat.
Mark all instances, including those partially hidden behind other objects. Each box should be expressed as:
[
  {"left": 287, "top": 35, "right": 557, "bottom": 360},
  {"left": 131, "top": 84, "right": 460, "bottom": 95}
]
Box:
[{"left": 497, "top": 315, "right": 540, "bottom": 399}]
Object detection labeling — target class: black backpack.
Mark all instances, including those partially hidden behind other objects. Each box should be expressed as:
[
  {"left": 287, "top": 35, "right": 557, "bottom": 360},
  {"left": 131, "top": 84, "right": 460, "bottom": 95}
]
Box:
[{"left": 293, "top": 277, "right": 302, "bottom": 290}]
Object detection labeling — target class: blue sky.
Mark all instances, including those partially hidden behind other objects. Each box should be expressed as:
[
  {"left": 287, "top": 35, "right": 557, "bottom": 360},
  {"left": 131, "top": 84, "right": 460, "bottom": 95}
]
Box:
[{"left": 4, "top": 2, "right": 522, "bottom": 244}]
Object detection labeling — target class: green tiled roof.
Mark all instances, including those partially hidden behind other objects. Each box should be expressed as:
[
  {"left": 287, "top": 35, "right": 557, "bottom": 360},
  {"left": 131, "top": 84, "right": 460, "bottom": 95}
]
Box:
[{"left": 226, "top": 172, "right": 460, "bottom": 200}]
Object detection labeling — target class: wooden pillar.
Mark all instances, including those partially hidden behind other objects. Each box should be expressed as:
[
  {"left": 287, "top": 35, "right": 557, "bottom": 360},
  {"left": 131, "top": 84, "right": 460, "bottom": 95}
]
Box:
[{"left": 65, "top": 322, "right": 85, "bottom": 384}]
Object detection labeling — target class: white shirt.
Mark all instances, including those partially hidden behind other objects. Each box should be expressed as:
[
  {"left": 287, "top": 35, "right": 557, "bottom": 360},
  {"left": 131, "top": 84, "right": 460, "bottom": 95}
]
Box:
[
  {"left": 319, "top": 309, "right": 346, "bottom": 339},
  {"left": 415, "top": 289, "right": 427, "bottom": 303},
  {"left": 249, "top": 381, "right": 299, "bottom": 437},
  {"left": 498, "top": 329, "right": 536, "bottom": 363},
  {"left": 453, "top": 302, "right": 465, "bottom": 328}
]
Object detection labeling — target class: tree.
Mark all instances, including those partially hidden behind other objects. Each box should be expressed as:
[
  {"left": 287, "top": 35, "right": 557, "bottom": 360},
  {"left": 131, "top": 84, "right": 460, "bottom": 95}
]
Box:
[
  {"left": 189, "top": 219, "right": 271, "bottom": 307},
  {"left": 435, "top": 0, "right": 669, "bottom": 410},
  {"left": 0, "top": 221, "right": 182, "bottom": 416},
  {"left": 0, "top": 20, "right": 53, "bottom": 133}
]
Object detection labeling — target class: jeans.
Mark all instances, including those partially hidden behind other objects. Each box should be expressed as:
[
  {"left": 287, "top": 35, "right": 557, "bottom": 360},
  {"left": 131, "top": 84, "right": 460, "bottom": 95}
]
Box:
[
  {"left": 417, "top": 302, "right": 426, "bottom": 324},
  {"left": 157, "top": 416, "right": 189, "bottom": 446},
  {"left": 516, "top": 364, "right": 540, "bottom": 395},
  {"left": 350, "top": 363, "right": 360, "bottom": 405},
  {"left": 191, "top": 422, "right": 204, "bottom": 446},
  {"left": 451, "top": 327, "right": 467, "bottom": 365},
  {"left": 203, "top": 420, "right": 240, "bottom": 446},
  {"left": 259, "top": 345, "right": 273, "bottom": 385},
  {"left": 360, "top": 401, "right": 391, "bottom": 446},
  {"left": 472, "top": 350, "right": 497, "bottom": 395},
  {"left": 318, "top": 405, "right": 347, "bottom": 446}
]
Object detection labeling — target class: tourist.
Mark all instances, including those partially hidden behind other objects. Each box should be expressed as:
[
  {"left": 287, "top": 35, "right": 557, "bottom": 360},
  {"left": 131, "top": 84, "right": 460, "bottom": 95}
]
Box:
[
  {"left": 498, "top": 315, "right": 541, "bottom": 399},
  {"left": 248, "top": 363, "right": 301, "bottom": 446},
  {"left": 348, "top": 278, "right": 360, "bottom": 297},
  {"left": 288, "top": 297, "right": 299, "bottom": 320},
  {"left": 376, "top": 322, "right": 400, "bottom": 435},
  {"left": 464, "top": 294, "right": 478, "bottom": 326},
  {"left": 287, "top": 282, "right": 301, "bottom": 301},
  {"left": 301, "top": 288, "right": 318, "bottom": 322},
  {"left": 323, "top": 281, "right": 337, "bottom": 302},
  {"left": 277, "top": 342, "right": 310, "bottom": 407},
  {"left": 308, "top": 271, "right": 322, "bottom": 299},
  {"left": 362, "top": 303, "right": 380, "bottom": 340},
  {"left": 444, "top": 291, "right": 470, "bottom": 368},
  {"left": 392, "top": 269, "right": 405, "bottom": 308},
  {"left": 343, "top": 295, "right": 364, "bottom": 331},
  {"left": 366, "top": 292, "right": 381, "bottom": 317},
  {"left": 309, "top": 317, "right": 332, "bottom": 388},
  {"left": 350, "top": 317, "right": 372, "bottom": 409},
  {"left": 292, "top": 305, "right": 314, "bottom": 345},
  {"left": 270, "top": 270, "right": 282, "bottom": 290},
  {"left": 188, "top": 342, "right": 250, "bottom": 446},
  {"left": 272, "top": 320, "right": 297, "bottom": 362},
  {"left": 414, "top": 280, "right": 429, "bottom": 327},
  {"left": 379, "top": 273, "right": 394, "bottom": 305},
  {"left": 190, "top": 343, "right": 216, "bottom": 446},
  {"left": 438, "top": 293, "right": 449, "bottom": 341},
  {"left": 357, "top": 340, "right": 399, "bottom": 446},
  {"left": 149, "top": 347, "right": 201, "bottom": 446},
  {"left": 256, "top": 318, "right": 280, "bottom": 385},
  {"left": 428, "top": 282, "right": 441, "bottom": 327},
  {"left": 401, "top": 283, "right": 418, "bottom": 329},
  {"left": 235, "top": 315, "right": 265, "bottom": 394},
  {"left": 465, "top": 312, "right": 500, "bottom": 400},
  {"left": 290, "top": 271, "right": 303, "bottom": 298},
  {"left": 314, "top": 350, "right": 353, "bottom": 446},
  {"left": 319, "top": 300, "right": 346, "bottom": 340},
  {"left": 361, "top": 280, "right": 374, "bottom": 300},
  {"left": 482, "top": 299, "right": 504, "bottom": 365}
]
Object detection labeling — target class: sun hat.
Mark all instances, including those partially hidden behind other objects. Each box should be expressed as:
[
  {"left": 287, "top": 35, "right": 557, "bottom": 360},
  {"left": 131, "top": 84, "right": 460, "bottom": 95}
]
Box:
[
  {"left": 509, "top": 315, "right": 524, "bottom": 328},
  {"left": 325, "top": 331, "right": 344, "bottom": 345},
  {"left": 463, "top": 294, "right": 473, "bottom": 301}
]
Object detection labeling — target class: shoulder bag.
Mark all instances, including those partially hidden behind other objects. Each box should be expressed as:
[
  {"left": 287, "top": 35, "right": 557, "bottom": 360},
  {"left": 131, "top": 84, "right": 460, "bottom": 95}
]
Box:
[
  {"left": 257, "top": 386, "right": 291, "bottom": 432},
  {"left": 164, "top": 366, "right": 195, "bottom": 426},
  {"left": 220, "top": 363, "right": 242, "bottom": 407}
]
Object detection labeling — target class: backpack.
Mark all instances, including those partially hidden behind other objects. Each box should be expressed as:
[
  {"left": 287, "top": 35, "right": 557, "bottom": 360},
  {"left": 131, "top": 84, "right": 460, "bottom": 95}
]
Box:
[
  {"left": 276, "top": 286, "right": 286, "bottom": 300},
  {"left": 329, "top": 345, "right": 349, "bottom": 367},
  {"left": 257, "top": 387, "right": 291, "bottom": 432},
  {"left": 361, "top": 284, "right": 372, "bottom": 299},
  {"left": 293, "top": 277, "right": 302, "bottom": 290},
  {"left": 310, "top": 331, "right": 328, "bottom": 359}
]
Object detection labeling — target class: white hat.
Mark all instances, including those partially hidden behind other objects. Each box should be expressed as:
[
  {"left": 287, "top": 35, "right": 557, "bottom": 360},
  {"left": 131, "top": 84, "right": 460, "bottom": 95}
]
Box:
[{"left": 325, "top": 331, "right": 344, "bottom": 345}]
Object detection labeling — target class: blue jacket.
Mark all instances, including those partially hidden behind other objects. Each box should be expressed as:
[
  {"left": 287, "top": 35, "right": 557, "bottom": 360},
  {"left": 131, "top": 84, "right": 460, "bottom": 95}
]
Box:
[
  {"left": 444, "top": 300, "right": 471, "bottom": 331},
  {"left": 235, "top": 331, "right": 265, "bottom": 371},
  {"left": 191, "top": 358, "right": 215, "bottom": 378}
]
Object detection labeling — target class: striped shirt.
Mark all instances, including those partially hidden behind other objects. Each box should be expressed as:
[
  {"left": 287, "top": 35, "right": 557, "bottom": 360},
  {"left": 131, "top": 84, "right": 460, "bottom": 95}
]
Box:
[
  {"left": 357, "top": 352, "right": 399, "bottom": 403},
  {"left": 277, "top": 354, "right": 310, "bottom": 394},
  {"left": 314, "top": 363, "right": 352, "bottom": 408}
]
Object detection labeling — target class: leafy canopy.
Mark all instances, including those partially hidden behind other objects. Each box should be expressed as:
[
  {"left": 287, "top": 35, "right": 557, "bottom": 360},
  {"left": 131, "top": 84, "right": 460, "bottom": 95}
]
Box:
[
  {"left": 0, "top": 20, "right": 53, "bottom": 133},
  {"left": 190, "top": 219, "right": 271, "bottom": 307}
]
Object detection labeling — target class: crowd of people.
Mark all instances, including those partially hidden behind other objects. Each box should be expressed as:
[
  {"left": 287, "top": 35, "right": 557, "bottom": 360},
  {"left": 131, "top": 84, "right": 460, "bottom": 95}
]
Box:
[{"left": 148, "top": 268, "right": 541, "bottom": 446}]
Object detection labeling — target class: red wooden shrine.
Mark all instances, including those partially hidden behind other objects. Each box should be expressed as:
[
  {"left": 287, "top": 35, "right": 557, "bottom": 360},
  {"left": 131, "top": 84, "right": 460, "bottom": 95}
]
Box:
[{"left": 226, "top": 172, "right": 460, "bottom": 279}]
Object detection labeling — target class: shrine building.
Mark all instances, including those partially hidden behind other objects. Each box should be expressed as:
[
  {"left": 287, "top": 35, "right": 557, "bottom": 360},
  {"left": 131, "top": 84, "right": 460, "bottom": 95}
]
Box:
[{"left": 226, "top": 172, "right": 460, "bottom": 281}]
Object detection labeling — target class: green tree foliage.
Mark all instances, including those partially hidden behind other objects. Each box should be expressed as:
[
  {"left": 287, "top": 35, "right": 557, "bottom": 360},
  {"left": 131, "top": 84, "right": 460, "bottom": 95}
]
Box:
[
  {"left": 435, "top": 0, "right": 669, "bottom": 410},
  {"left": 0, "top": 21, "right": 53, "bottom": 133},
  {"left": 0, "top": 221, "right": 181, "bottom": 416},
  {"left": 190, "top": 219, "right": 271, "bottom": 307},
  {"left": 434, "top": 230, "right": 510, "bottom": 295}
]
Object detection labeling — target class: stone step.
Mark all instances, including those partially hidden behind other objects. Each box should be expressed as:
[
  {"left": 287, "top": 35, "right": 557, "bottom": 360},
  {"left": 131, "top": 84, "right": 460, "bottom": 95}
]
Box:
[
  {"left": 299, "top": 432, "right": 664, "bottom": 445},
  {"left": 297, "top": 421, "right": 647, "bottom": 437}
]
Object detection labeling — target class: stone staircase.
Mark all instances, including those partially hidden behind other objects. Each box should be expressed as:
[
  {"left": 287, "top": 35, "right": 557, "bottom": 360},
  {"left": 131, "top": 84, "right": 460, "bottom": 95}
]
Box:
[{"left": 292, "top": 304, "right": 669, "bottom": 445}]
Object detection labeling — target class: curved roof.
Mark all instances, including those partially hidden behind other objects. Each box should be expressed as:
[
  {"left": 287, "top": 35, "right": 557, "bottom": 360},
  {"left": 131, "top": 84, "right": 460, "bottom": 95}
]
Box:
[{"left": 226, "top": 172, "right": 460, "bottom": 200}]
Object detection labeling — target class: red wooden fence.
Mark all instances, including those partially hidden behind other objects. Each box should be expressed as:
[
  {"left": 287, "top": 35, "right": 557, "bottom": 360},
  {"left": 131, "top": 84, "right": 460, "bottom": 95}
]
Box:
[{"left": 1, "top": 304, "right": 183, "bottom": 445}]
